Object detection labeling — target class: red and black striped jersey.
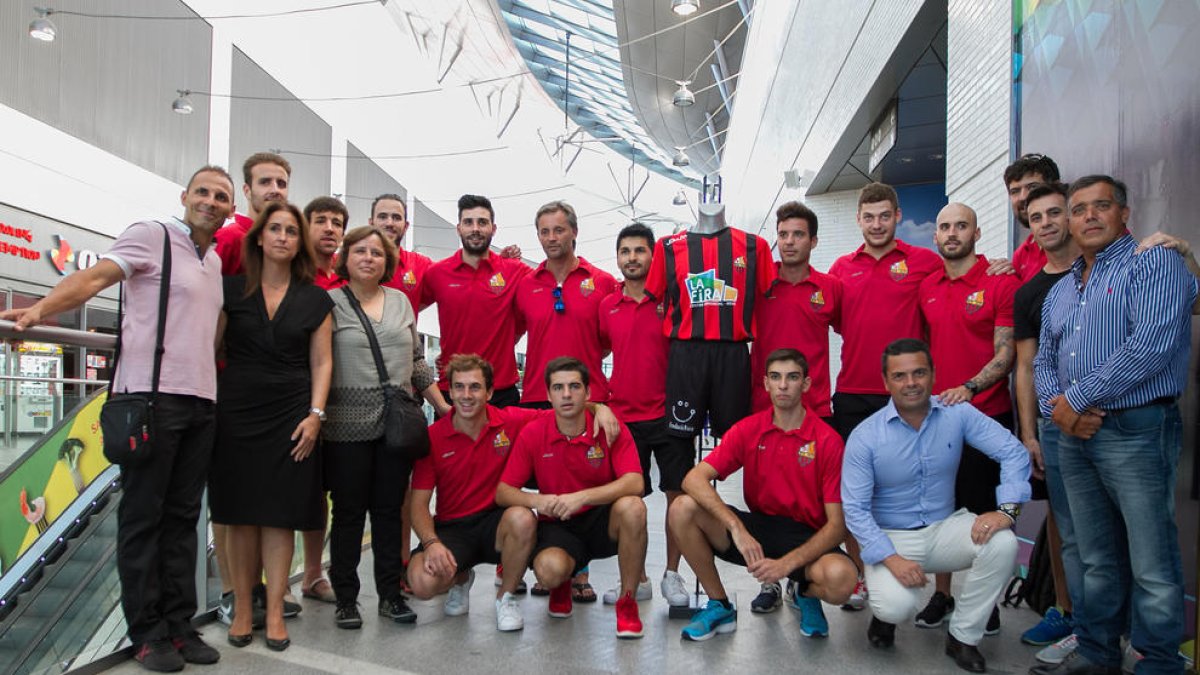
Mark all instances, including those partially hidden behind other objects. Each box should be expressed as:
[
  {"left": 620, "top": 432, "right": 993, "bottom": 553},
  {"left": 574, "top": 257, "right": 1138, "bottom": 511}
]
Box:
[{"left": 645, "top": 227, "right": 776, "bottom": 342}]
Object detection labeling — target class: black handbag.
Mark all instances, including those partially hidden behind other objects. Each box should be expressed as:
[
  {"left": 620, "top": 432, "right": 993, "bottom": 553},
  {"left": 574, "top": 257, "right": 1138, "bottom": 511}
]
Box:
[
  {"left": 340, "top": 286, "right": 430, "bottom": 459},
  {"left": 100, "top": 222, "right": 172, "bottom": 466}
]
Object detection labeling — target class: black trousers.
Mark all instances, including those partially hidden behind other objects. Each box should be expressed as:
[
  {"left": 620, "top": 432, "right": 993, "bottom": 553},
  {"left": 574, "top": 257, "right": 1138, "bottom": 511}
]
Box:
[
  {"left": 116, "top": 393, "right": 215, "bottom": 646},
  {"left": 324, "top": 437, "right": 412, "bottom": 604}
]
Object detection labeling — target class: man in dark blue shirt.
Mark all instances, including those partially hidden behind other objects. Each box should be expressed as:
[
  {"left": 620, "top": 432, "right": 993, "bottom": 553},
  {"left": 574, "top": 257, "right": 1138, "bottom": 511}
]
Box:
[
  {"left": 842, "top": 338, "right": 1030, "bottom": 673},
  {"left": 1032, "top": 176, "right": 1196, "bottom": 675}
]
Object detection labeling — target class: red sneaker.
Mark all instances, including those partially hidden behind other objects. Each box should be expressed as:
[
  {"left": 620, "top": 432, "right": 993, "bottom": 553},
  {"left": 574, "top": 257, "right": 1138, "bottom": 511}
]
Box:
[
  {"left": 615, "top": 592, "right": 644, "bottom": 639},
  {"left": 548, "top": 580, "right": 573, "bottom": 618}
]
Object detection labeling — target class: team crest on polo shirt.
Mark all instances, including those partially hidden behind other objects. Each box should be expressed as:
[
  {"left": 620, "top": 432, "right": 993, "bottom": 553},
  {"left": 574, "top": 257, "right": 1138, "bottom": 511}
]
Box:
[
  {"left": 488, "top": 273, "right": 506, "bottom": 294},
  {"left": 579, "top": 277, "right": 595, "bottom": 297},
  {"left": 797, "top": 441, "right": 816, "bottom": 467},
  {"left": 965, "top": 290, "right": 985, "bottom": 314},
  {"left": 656, "top": 302, "right": 666, "bottom": 318},
  {"left": 493, "top": 430, "right": 511, "bottom": 456},
  {"left": 586, "top": 444, "right": 606, "bottom": 467},
  {"left": 734, "top": 256, "right": 747, "bottom": 270},
  {"left": 401, "top": 270, "right": 417, "bottom": 288},
  {"left": 889, "top": 259, "right": 909, "bottom": 281},
  {"left": 810, "top": 290, "right": 826, "bottom": 310}
]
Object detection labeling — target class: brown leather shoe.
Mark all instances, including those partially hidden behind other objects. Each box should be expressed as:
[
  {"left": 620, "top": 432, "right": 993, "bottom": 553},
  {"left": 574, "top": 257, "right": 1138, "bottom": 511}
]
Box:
[{"left": 946, "top": 633, "right": 986, "bottom": 672}]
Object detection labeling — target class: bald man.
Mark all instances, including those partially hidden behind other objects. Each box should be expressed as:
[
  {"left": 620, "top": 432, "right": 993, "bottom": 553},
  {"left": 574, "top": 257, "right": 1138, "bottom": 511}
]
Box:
[{"left": 912, "top": 202, "right": 1022, "bottom": 632}]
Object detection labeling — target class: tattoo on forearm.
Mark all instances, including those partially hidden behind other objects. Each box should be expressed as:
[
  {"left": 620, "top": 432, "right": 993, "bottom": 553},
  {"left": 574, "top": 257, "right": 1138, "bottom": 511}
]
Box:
[{"left": 973, "top": 327, "right": 1015, "bottom": 389}]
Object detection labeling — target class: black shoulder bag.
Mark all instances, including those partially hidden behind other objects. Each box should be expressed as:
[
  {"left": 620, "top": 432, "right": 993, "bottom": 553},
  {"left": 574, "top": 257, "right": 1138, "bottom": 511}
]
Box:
[
  {"left": 340, "top": 286, "right": 430, "bottom": 460},
  {"left": 99, "top": 222, "right": 172, "bottom": 466}
]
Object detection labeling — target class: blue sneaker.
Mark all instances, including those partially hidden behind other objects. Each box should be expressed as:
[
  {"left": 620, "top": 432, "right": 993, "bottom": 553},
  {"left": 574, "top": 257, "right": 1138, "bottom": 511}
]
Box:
[
  {"left": 681, "top": 600, "right": 737, "bottom": 641},
  {"left": 794, "top": 595, "right": 829, "bottom": 637},
  {"left": 1021, "top": 606, "right": 1074, "bottom": 646}
]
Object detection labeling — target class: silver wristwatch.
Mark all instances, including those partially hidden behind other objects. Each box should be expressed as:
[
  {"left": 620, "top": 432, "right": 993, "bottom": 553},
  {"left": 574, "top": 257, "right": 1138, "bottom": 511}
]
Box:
[{"left": 309, "top": 407, "right": 327, "bottom": 422}]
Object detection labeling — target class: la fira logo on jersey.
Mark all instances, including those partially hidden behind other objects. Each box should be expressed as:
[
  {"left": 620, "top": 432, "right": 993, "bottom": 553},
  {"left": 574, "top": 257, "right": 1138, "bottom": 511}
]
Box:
[
  {"left": 685, "top": 269, "right": 738, "bottom": 306},
  {"left": 965, "top": 290, "right": 985, "bottom": 314}
]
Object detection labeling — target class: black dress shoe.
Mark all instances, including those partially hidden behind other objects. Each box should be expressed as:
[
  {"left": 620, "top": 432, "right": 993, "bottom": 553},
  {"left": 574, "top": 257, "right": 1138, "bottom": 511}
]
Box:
[
  {"left": 1028, "top": 651, "right": 1121, "bottom": 675},
  {"left": 226, "top": 633, "right": 252, "bottom": 648},
  {"left": 266, "top": 636, "right": 290, "bottom": 652},
  {"left": 945, "top": 633, "right": 986, "bottom": 673},
  {"left": 868, "top": 616, "right": 896, "bottom": 648}
]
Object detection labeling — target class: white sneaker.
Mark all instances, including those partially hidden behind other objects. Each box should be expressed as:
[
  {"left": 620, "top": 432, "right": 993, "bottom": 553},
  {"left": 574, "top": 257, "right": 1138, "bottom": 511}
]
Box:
[
  {"left": 660, "top": 570, "right": 690, "bottom": 607},
  {"left": 1120, "top": 639, "right": 1142, "bottom": 674},
  {"left": 1036, "top": 634, "right": 1078, "bottom": 665},
  {"left": 444, "top": 569, "right": 475, "bottom": 616},
  {"left": 602, "top": 579, "right": 652, "bottom": 605},
  {"left": 495, "top": 592, "right": 523, "bottom": 632},
  {"left": 842, "top": 577, "right": 867, "bottom": 610}
]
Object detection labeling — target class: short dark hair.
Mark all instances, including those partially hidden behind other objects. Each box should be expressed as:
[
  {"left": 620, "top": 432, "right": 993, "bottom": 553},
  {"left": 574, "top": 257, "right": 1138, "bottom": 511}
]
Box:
[
  {"left": 336, "top": 226, "right": 397, "bottom": 283},
  {"left": 458, "top": 194, "right": 494, "bottom": 223},
  {"left": 776, "top": 201, "right": 818, "bottom": 238},
  {"left": 1024, "top": 181, "right": 1069, "bottom": 208},
  {"left": 881, "top": 338, "right": 933, "bottom": 375},
  {"left": 764, "top": 348, "right": 809, "bottom": 377},
  {"left": 242, "top": 152, "right": 291, "bottom": 185},
  {"left": 858, "top": 182, "right": 898, "bottom": 211},
  {"left": 1003, "top": 153, "right": 1060, "bottom": 186},
  {"left": 370, "top": 193, "right": 406, "bottom": 220},
  {"left": 304, "top": 196, "right": 348, "bottom": 229},
  {"left": 186, "top": 165, "right": 235, "bottom": 193},
  {"left": 543, "top": 356, "right": 589, "bottom": 388},
  {"left": 1068, "top": 175, "right": 1128, "bottom": 208},
  {"left": 446, "top": 353, "right": 494, "bottom": 391},
  {"left": 535, "top": 201, "right": 578, "bottom": 232},
  {"left": 616, "top": 222, "right": 655, "bottom": 251}
]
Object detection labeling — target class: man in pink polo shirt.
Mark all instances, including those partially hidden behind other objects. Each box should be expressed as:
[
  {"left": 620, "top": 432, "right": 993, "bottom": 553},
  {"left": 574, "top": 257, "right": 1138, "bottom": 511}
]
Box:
[
  {"left": 515, "top": 200, "right": 617, "bottom": 407},
  {"left": 915, "top": 202, "right": 1021, "bottom": 633},
  {"left": 215, "top": 152, "right": 289, "bottom": 276}
]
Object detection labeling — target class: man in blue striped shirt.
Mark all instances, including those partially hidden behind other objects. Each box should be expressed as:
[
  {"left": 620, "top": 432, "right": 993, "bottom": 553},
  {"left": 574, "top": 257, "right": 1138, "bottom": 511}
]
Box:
[
  {"left": 1032, "top": 175, "right": 1196, "bottom": 675},
  {"left": 842, "top": 338, "right": 1030, "bottom": 673}
]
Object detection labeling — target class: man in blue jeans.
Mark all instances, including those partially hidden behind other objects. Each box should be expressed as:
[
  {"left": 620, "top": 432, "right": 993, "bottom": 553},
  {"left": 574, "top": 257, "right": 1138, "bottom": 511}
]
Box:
[{"left": 1033, "top": 175, "right": 1196, "bottom": 675}]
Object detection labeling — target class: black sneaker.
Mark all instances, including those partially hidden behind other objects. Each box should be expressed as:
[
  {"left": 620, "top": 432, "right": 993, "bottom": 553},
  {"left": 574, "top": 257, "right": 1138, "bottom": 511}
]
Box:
[
  {"left": 252, "top": 583, "right": 302, "bottom": 618},
  {"left": 914, "top": 591, "right": 955, "bottom": 628},
  {"left": 379, "top": 596, "right": 418, "bottom": 624},
  {"left": 335, "top": 601, "right": 363, "bottom": 629},
  {"left": 751, "top": 582, "right": 782, "bottom": 613},
  {"left": 218, "top": 591, "right": 266, "bottom": 629},
  {"left": 171, "top": 631, "right": 220, "bottom": 665},
  {"left": 984, "top": 605, "right": 1000, "bottom": 636},
  {"left": 134, "top": 639, "right": 184, "bottom": 672}
]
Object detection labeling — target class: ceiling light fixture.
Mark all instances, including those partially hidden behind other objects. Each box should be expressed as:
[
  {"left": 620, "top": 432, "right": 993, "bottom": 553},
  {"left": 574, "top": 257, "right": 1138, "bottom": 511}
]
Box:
[
  {"left": 672, "top": 190, "right": 688, "bottom": 206},
  {"left": 672, "top": 147, "right": 690, "bottom": 167},
  {"left": 672, "top": 81, "right": 695, "bottom": 107},
  {"left": 671, "top": 0, "right": 700, "bottom": 17},
  {"left": 171, "top": 90, "right": 194, "bottom": 115},
  {"left": 29, "top": 7, "right": 57, "bottom": 42}
]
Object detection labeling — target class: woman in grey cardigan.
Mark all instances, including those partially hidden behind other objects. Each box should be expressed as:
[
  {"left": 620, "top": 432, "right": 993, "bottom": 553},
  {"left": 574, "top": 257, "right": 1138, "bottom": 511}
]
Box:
[{"left": 323, "top": 226, "right": 439, "bottom": 629}]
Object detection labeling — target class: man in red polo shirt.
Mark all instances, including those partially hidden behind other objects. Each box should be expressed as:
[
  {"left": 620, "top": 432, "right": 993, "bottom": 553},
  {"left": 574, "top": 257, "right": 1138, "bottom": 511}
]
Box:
[
  {"left": 1005, "top": 154, "right": 1061, "bottom": 282},
  {"left": 597, "top": 222, "right": 692, "bottom": 608},
  {"left": 215, "top": 152, "right": 290, "bottom": 275},
  {"left": 515, "top": 200, "right": 617, "bottom": 406},
  {"left": 304, "top": 196, "right": 348, "bottom": 291},
  {"left": 496, "top": 357, "right": 647, "bottom": 639},
  {"left": 419, "top": 195, "right": 532, "bottom": 408},
  {"left": 368, "top": 193, "right": 432, "bottom": 311},
  {"left": 915, "top": 201, "right": 1020, "bottom": 633},
  {"left": 670, "top": 348, "right": 856, "bottom": 641}
]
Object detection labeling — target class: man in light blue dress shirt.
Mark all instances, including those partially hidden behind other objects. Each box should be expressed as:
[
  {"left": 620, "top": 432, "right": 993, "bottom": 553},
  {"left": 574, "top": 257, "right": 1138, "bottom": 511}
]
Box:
[
  {"left": 842, "top": 338, "right": 1031, "bottom": 673},
  {"left": 1032, "top": 175, "right": 1196, "bottom": 675}
]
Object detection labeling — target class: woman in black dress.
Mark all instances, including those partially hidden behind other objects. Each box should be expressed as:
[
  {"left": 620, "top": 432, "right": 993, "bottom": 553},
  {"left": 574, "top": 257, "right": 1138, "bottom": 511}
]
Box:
[{"left": 210, "top": 201, "right": 333, "bottom": 650}]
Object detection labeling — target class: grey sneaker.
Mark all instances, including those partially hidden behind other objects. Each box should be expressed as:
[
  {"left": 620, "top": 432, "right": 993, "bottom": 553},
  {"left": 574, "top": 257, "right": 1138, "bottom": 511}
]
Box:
[
  {"left": 445, "top": 569, "right": 475, "bottom": 616},
  {"left": 751, "top": 582, "right": 782, "bottom": 613},
  {"left": 218, "top": 591, "right": 264, "bottom": 629},
  {"left": 602, "top": 579, "right": 652, "bottom": 605},
  {"left": 1035, "top": 634, "right": 1078, "bottom": 665}
]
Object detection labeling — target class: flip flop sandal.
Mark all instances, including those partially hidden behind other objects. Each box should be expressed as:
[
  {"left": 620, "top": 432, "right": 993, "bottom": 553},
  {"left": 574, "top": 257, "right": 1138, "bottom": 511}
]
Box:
[
  {"left": 572, "top": 582, "right": 598, "bottom": 603},
  {"left": 301, "top": 577, "right": 337, "bottom": 603},
  {"left": 530, "top": 582, "right": 550, "bottom": 597}
]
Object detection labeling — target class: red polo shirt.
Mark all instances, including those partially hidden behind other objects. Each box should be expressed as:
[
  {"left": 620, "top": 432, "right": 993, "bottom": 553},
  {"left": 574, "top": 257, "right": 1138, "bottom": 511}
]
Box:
[
  {"left": 411, "top": 405, "right": 543, "bottom": 522},
  {"left": 384, "top": 248, "right": 433, "bottom": 311},
  {"left": 751, "top": 265, "right": 842, "bottom": 417},
  {"left": 828, "top": 240, "right": 941, "bottom": 395},
  {"left": 918, "top": 256, "right": 1019, "bottom": 416},
  {"left": 214, "top": 213, "right": 253, "bottom": 276},
  {"left": 514, "top": 258, "right": 617, "bottom": 403},
  {"left": 499, "top": 411, "right": 641, "bottom": 518},
  {"left": 314, "top": 265, "right": 345, "bottom": 290},
  {"left": 419, "top": 252, "right": 531, "bottom": 391},
  {"left": 1012, "top": 232, "right": 1046, "bottom": 283},
  {"left": 703, "top": 410, "right": 843, "bottom": 529},
  {"left": 598, "top": 285, "right": 669, "bottom": 423}
]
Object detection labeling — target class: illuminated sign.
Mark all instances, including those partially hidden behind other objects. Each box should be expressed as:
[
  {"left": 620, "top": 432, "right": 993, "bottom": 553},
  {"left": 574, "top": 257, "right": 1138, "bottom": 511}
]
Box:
[{"left": 46, "top": 235, "right": 100, "bottom": 275}]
